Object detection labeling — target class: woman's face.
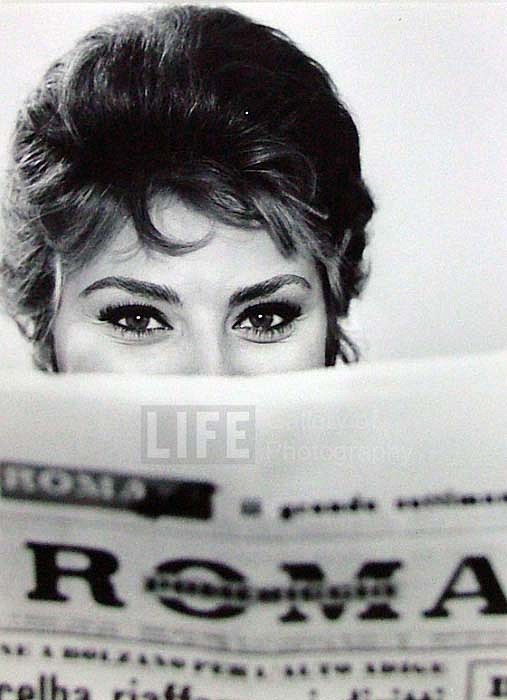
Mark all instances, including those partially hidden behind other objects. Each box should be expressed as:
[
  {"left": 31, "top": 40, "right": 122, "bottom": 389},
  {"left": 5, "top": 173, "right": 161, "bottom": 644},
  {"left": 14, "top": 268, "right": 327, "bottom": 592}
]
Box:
[{"left": 53, "top": 197, "right": 328, "bottom": 375}]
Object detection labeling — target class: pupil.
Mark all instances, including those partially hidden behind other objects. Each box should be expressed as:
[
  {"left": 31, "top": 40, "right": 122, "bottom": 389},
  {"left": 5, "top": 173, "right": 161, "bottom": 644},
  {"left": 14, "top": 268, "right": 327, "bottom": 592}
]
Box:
[
  {"left": 251, "top": 312, "right": 273, "bottom": 330},
  {"left": 127, "top": 313, "right": 149, "bottom": 331}
]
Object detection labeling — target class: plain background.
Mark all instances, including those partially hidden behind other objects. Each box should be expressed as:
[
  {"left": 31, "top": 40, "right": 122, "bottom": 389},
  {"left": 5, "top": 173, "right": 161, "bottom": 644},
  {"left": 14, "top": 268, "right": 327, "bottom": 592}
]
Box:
[{"left": 0, "top": 1, "right": 506, "bottom": 370}]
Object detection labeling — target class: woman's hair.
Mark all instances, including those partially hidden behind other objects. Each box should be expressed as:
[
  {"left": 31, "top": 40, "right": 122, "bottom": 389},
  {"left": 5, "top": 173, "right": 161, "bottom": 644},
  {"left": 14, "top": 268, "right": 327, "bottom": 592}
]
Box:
[{"left": 1, "top": 4, "right": 374, "bottom": 371}]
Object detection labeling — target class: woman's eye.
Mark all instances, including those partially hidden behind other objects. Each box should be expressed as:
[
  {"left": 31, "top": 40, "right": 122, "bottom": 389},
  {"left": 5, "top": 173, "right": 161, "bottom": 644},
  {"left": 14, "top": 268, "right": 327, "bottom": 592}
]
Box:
[
  {"left": 233, "top": 301, "right": 302, "bottom": 342},
  {"left": 98, "top": 304, "right": 171, "bottom": 337}
]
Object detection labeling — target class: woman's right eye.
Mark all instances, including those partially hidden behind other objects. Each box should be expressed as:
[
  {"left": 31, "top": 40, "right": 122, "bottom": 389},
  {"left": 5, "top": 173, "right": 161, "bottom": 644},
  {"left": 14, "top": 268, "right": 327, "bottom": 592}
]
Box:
[{"left": 98, "top": 303, "right": 172, "bottom": 338}]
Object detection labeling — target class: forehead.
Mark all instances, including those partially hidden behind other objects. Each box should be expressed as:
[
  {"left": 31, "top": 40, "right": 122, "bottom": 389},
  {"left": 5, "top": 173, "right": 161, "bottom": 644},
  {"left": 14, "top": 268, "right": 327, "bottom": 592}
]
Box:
[{"left": 65, "top": 197, "right": 321, "bottom": 296}]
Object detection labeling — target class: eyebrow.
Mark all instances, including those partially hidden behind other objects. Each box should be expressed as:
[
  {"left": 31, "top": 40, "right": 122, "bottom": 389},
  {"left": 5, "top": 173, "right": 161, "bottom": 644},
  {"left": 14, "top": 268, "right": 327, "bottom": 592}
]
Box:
[
  {"left": 228, "top": 274, "right": 311, "bottom": 306},
  {"left": 80, "top": 276, "right": 182, "bottom": 305},
  {"left": 80, "top": 273, "right": 311, "bottom": 308}
]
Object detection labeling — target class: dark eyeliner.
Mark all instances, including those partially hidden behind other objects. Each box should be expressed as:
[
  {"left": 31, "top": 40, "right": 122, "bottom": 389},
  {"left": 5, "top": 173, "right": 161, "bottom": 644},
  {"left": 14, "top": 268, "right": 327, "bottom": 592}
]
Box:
[
  {"left": 98, "top": 302, "right": 171, "bottom": 336},
  {"left": 232, "top": 299, "right": 303, "bottom": 340}
]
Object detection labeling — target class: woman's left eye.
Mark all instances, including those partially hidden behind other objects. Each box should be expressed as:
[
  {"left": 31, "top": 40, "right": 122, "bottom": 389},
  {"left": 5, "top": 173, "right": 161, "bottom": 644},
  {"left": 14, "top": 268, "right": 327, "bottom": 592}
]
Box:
[
  {"left": 232, "top": 301, "right": 302, "bottom": 342},
  {"left": 98, "top": 304, "right": 172, "bottom": 337}
]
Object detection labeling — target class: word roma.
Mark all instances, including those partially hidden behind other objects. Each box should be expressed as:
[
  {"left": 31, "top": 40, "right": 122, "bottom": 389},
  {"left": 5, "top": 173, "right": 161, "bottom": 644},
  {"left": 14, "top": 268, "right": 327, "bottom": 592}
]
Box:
[
  {"left": 0, "top": 463, "right": 215, "bottom": 520},
  {"left": 24, "top": 542, "right": 507, "bottom": 622}
]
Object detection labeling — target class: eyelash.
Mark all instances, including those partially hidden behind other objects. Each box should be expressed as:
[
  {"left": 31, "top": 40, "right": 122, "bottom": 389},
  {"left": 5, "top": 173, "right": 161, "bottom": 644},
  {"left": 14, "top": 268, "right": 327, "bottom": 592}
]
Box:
[
  {"left": 97, "top": 300, "right": 303, "bottom": 342},
  {"left": 98, "top": 303, "right": 172, "bottom": 338},
  {"left": 232, "top": 300, "right": 302, "bottom": 342}
]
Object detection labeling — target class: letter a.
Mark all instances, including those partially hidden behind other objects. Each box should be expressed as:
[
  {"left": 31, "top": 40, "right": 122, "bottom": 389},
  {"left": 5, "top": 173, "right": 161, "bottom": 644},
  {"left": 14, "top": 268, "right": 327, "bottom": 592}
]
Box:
[{"left": 423, "top": 556, "right": 507, "bottom": 617}]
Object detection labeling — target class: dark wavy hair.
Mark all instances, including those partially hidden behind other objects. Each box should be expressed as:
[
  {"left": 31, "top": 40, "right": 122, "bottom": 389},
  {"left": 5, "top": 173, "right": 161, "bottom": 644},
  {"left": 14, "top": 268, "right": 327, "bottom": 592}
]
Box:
[{"left": 1, "top": 4, "right": 374, "bottom": 371}]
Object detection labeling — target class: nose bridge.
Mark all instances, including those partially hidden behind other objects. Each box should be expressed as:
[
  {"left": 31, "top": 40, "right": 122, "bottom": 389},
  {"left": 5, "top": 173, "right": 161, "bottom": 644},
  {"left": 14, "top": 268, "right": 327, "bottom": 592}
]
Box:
[
  {"left": 185, "top": 319, "right": 233, "bottom": 376},
  {"left": 194, "top": 337, "right": 230, "bottom": 376}
]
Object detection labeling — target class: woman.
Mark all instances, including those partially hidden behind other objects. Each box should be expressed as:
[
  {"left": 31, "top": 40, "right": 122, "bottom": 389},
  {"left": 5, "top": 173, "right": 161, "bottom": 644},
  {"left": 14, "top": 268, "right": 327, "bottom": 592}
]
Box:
[{"left": 1, "top": 4, "right": 374, "bottom": 375}]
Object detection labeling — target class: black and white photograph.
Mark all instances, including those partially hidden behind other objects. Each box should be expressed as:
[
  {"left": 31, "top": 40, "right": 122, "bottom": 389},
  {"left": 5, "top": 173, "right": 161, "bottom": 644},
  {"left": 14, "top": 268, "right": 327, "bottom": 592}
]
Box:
[{"left": 0, "top": 2, "right": 506, "bottom": 697}]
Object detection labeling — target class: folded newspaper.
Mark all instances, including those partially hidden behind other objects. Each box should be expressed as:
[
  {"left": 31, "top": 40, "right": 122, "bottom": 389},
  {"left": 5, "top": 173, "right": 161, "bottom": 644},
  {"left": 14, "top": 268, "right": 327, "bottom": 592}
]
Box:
[{"left": 1, "top": 351, "right": 506, "bottom": 699}]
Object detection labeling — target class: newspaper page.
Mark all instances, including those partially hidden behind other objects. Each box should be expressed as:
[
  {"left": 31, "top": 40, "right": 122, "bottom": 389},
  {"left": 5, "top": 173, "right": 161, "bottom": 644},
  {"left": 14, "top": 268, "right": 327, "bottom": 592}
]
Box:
[{"left": 0, "top": 351, "right": 506, "bottom": 699}]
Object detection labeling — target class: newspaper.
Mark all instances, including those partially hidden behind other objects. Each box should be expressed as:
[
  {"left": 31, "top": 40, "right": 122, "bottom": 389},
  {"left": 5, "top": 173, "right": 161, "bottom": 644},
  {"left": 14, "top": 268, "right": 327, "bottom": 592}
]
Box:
[{"left": 1, "top": 351, "right": 506, "bottom": 699}]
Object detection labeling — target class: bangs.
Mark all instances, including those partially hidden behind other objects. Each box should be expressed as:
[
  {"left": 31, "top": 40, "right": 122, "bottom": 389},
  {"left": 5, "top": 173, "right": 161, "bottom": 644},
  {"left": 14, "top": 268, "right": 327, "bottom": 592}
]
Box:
[{"left": 44, "top": 160, "right": 339, "bottom": 295}]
